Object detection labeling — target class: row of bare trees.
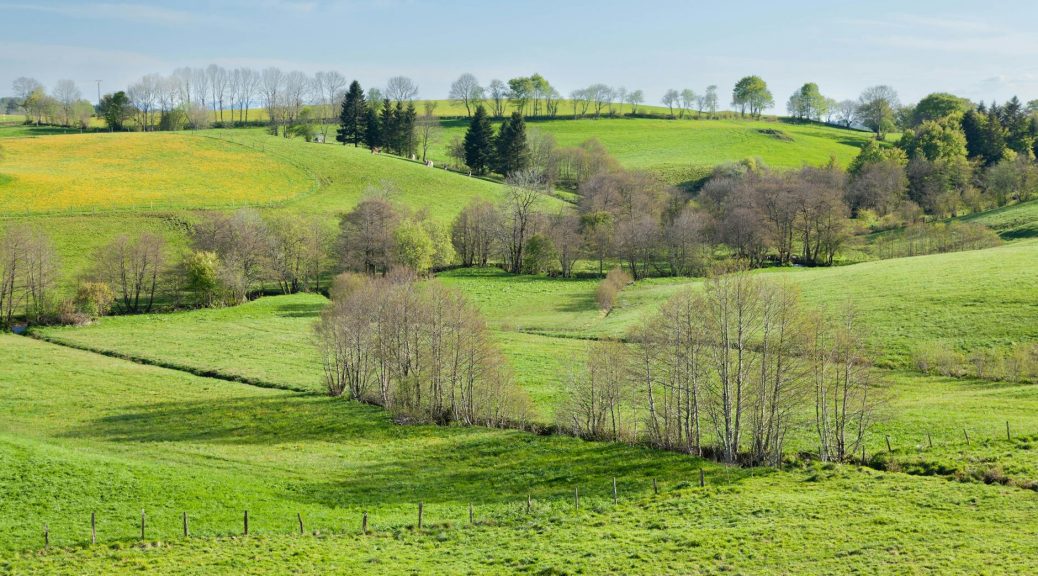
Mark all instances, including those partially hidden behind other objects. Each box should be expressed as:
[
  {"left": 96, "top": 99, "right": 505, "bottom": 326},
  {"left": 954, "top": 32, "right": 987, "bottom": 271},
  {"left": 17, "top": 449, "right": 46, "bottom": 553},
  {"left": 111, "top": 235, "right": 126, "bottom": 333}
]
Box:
[
  {"left": 315, "top": 269, "right": 530, "bottom": 426},
  {"left": 0, "top": 225, "right": 59, "bottom": 328},
  {"left": 558, "top": 270, "right": 877, "bottom": 465}
]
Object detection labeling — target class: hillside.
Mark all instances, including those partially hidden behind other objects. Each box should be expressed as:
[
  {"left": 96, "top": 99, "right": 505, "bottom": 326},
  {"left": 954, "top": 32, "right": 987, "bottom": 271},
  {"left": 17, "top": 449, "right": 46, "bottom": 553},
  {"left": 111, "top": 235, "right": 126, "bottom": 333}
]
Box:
[{"left": 432, "top": 117, "right": 874, "bottom": 186}]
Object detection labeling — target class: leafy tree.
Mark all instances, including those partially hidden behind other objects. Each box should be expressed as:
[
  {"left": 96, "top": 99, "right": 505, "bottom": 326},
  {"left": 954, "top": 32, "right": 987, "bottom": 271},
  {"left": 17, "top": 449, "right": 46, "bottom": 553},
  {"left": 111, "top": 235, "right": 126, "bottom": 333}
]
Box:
[
  {"left": 99, "top": 91, "right": 134, "bottom": 131},
  {"left": 911, "top": 92, "right": 970, "bottom": 126},
  {"left": 463, "top": 105, "right": 495, "bottom": 174},
  {"left": 521, "top": 233, "right": 556, "bottom": 274},
  {"left": 394, "top": 219, "right": 435, "bottom": 274},
  {"left": 848, "top": 139, "right": 907, "bottom": 175},
  {"left": 961, "top": 108, "right": 1006, "bottom": 166},
  {"left": 856, "top": 86, "right": 900, "bottom": 138},
  {"left": 336, "top": 80, "right": 366, "bottom": 147},
  {"left": 786, "top": 82, "right": 827, "bottom": 120},
  {"left": 898, "top": 116, "right": 968, "bottom": 163},
  {"left": 999, "top": 96, "right": 1035, "bottom": 155},
  {"left": 185, "top": 251, "right": 220, "bottom": 308},
  {"left": 731, "top": 76, "right": 773, "bottom": 118},
  {"left": 494, "top": 111, "right": 530, "bottom": 175}
]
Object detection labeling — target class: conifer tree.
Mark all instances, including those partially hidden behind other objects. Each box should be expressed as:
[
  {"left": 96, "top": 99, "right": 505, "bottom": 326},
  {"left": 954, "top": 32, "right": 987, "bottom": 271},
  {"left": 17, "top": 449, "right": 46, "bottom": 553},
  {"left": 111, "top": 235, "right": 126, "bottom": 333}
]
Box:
[
  {"left": 494, "top": 111, "right": 530, "bottom": 175},
  {"left": 363, "top": 103, "right": 382, "bottom": 148},
  {"left": 336, "top": 80, "right": 366, "bottom": 147},
  {"left": 464, "top": 105, "right": 495, "bottom": 174}
]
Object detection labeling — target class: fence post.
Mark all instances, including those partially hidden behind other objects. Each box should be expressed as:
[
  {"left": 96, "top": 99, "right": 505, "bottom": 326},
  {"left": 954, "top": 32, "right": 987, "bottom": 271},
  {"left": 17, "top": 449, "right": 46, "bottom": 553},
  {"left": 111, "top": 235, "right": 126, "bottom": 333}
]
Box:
[
  {"left": 468, "top": 503, "right": 473, "bottom": 525},
  {"left": 574, "top": 487, "right": 579, "bottom": 510},
  {"left": 1007, "top": 421, "right": 1011, "bottom": 441},
  {"left": 526, "top": 495, "right": 531, "bottom": 514},
  {"left": 613, "top": 478, "right": 618, "bottom": 505},
  {"left": 44, "top": 523, "right": 49, "bottom": 549},
  {"left": 862, "top": 444, "right": 866, "bottom": 464},
  {"left": 297, "top": 512, "right": 304, "bottom": 535},
  {"left": 91, "top": 512, "right": 96, "bottom": 545},
  {"left": 417, "top": 502, "right": 423, "bottom": 529},
  {"left": 885, "top": 435, "right": 893, "bottom": 453},
  {"left": 964, "top": 428, "right": 971, "bottom": 446},
  {"left": 183, "top": 512, "right": 189, "bottom": 537},
  {"left": 927, "top": 432, "right": 933, "bottom": 449},
  {"left": 362, "top": 512, "right": 368, "bottom": 534},
  {"left": 699, "top": 469, "right": 705, "bottom": 488},
  {"left": 243, "top": 510, "right": 248, "bottom": 536},
  {"left": 140, "top": 510, "right": 146, "bottom": 541},
  {"left": 652, "top": 478, "right": 658, "bottom": 495}
]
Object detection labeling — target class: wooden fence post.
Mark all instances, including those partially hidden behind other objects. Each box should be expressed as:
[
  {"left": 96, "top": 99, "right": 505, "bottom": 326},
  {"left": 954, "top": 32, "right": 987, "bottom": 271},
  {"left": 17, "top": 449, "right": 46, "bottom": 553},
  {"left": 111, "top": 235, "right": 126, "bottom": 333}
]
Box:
[
  {"left": 699, "top": 469, "right": 705, "bottom": 488},
  {"left": 574, "top": 487, "right": 579, "bottom": 510},
  {"left": 243, "top": 510, "right": 248, "bottom": 536},
  {"left": 526, "top": 495, "right": 531, "bottom": 514},
  {"left": 362, "top": 512, "right": 368, "bottom": 534},
  {"left": 964, "top": 428, "right": 971, "bottom": 446},
  {"left": 468, "top": 504, "right": 473, "bottom": 525},
  {"left": 91, "top": 512, "right": 96, "bottom": 545},
  {"left": 927, "top": 432, "right": 933, "bottom": 449},
  {"left": 612, "top": 478, "right": 618, "bottom": 505},
  {"left": 1007, "top": 421, "right": 1011, "bottom": 441},
  {"left": 417, "top": 502, "right": 423, "bottom": 529},
  {"left": 44, "top": 523, "right": 49, "bottom": 549},
  {"left": 140, "top": 510, "right": 145, "bottom": 541},
  {"left": 862, "top": 444, "right": 866, "bottom": 464},
  {"left": 297, "top": 512, "right": 304, "bottom": 535},
  {"left": 885, "top": 435, "right": 893, "bottom": 453},
  {"left": 652, "top": 478, "right": 658, "bottom": 495},
  {"left": 183, "top": 512, "right": 189, "bottom": 537}
]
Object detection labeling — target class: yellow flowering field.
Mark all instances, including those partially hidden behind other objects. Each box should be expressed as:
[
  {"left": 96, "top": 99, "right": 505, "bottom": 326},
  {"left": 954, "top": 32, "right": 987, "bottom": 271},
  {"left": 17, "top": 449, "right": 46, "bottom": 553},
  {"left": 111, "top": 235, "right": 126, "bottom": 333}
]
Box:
[{"left": 0, "top": 132, "right": 310, "bottom": 214}]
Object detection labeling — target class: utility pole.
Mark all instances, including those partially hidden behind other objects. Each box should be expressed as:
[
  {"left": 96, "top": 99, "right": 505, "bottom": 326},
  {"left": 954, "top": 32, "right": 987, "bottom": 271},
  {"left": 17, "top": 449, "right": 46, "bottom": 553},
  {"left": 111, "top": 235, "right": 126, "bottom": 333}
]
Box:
[{"left": 95, "top": 80, "right": 102, "bottom": 106}]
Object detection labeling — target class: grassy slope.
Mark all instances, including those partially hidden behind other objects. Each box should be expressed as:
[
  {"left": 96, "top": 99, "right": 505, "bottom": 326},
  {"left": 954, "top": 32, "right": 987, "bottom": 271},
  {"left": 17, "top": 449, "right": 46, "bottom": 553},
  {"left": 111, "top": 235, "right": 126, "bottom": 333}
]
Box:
[
  {"left": 0, "top": 133, "right": 311, "bottom": 214},
  {"left": 5, "top": 335, "right": 1038, "bottom": 574},
  {"left": 961, "top": 198, "right": 1038, "bottom": 240},
  {"left": 433, "top": 117, "right": 874, "bottom": 185}
]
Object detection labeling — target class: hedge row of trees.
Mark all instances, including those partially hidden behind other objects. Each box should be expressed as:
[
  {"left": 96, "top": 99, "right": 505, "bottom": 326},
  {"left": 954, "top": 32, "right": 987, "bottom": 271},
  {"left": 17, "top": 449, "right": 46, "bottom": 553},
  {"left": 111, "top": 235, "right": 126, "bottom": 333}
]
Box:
[{"left": 558, "top": 270, "right": 877, "bottom": 465}]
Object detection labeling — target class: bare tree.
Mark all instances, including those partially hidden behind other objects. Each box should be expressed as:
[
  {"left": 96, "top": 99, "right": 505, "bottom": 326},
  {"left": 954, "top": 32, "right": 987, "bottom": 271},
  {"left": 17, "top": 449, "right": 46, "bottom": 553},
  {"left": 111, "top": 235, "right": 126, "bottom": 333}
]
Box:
[
  {"left": 338, "top": 196, "right": 400, "bottom": 275},
  {"left": 417, "top": 101, "right": 440, "bottom": 162},
  {"left": 93, "top": 233, "right": 166, "bottom": 313},
  {"left": 626, "top": 89, "right": 644, "bottom": 115},
  {"left": 487, "top": 79, "right": 508, "bottom": 118},
  {"left": 449, "top": 73, "right": 484, "bottom": 117},
  {"left": 51, "top": 79, "right": 81, "bottom": 127},
  {"left": 313, "top": 70, "right": 346, "bottom": 140},
  {"left": 260, "top": 67, "right": 284, "bottom": 134},
  {"left": 126, "top": 75, "right": 158, "bottom": 131},
  {"left": 385, "top": 76, "right": 419, "bottom": 102},
  {"left": 499, "top": 169, "right": 544, "bottom": 274},
  {"left": 192, "top": 210, "right": 270, "bottom": 303}
]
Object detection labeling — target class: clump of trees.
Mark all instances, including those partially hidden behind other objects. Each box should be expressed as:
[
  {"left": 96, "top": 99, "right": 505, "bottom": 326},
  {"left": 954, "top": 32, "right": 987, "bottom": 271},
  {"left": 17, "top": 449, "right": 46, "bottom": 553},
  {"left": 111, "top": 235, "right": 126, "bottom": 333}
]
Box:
[
  {"left": 11, "top": 77, "right": 94, "bottom": 129},
  {"left": 595, "top": 267, "right": 632, "bottom": 311},
  {"left": 559, "top": 269, "right": 879, "bottom": 465},
  {"left": 0, "top": 225, "right": 60, "bottom": 328},
  {"left": 315, "top": 269, "right": 531, "bottom": 426},
  {"left": 335, "top": 79, "right": 419, "bottom": 156}
]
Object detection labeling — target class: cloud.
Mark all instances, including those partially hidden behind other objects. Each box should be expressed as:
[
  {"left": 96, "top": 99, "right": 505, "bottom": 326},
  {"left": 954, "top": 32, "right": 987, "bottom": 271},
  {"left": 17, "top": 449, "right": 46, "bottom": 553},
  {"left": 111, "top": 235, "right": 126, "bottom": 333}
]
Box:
[{"left": 0, "top": 2, "right": 196, "bottom": 26}]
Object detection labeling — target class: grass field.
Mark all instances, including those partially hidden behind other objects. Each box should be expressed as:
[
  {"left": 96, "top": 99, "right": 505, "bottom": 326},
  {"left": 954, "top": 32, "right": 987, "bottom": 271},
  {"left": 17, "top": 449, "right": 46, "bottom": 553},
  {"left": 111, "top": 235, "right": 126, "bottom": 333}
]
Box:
[
  {"left": 430, "top": 117, "right": 874, "bottom": 186},
  {"left": 961, "top": 199, "right": 1038, "bottom": 240},
  {"left": 8, "top": 333, "right": 1038, "bottom": 574},
  {"left": 0, "top": 133, "right": 311, "bottom": 215}
]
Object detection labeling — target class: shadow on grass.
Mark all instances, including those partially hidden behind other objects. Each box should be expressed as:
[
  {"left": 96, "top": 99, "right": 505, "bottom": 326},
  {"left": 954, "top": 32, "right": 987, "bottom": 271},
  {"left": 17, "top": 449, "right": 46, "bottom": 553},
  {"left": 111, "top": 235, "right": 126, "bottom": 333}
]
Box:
[{"left": 60, "top": 391, "right": 756, "bottom": 505}]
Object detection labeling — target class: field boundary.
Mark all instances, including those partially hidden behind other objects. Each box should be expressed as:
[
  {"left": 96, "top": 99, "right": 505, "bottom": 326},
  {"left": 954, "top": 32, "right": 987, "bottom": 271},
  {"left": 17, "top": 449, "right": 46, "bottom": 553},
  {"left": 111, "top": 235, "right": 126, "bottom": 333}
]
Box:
[{"left": 26, "top": 331, "right": 310, "bottom": 393}]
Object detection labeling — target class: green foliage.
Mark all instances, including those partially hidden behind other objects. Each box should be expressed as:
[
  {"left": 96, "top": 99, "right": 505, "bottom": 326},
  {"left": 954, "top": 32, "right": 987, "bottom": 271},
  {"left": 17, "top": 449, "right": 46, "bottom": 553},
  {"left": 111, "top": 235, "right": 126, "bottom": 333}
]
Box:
[
  {"left": 911, "top": 92, "right": 971, "bottom": 126},
  {"left": 74, "top": 281, "right": 114, "bottom": 317},
  {"left": 463, "top": 105, "right": 495, "bottom": 174},
  {"left": 898, "top": 116, "right": 968, "bottom": 162},
  {"left": 98, "top": 91, "right": 133, "bottom": 131},
  {"left": 336, "top": 80, "right": 366, "bottom": 147},
  {"left": 731, "top": 75, "right": 774, "bottom": 118},
  {"left": 521, "top": 233, "right": 555, "bottom": 275},
  {"left": 185, "top": 250, "right": 220, "bottom": 307},
  {"left": 394, "top": 219, "right": 436, "bottom": 273},
  {"left": 848, "top": 139, "right": 906, "bottom": 175},
  {"left": 494, "top": 111, "right": 530, "bottom": 175}
]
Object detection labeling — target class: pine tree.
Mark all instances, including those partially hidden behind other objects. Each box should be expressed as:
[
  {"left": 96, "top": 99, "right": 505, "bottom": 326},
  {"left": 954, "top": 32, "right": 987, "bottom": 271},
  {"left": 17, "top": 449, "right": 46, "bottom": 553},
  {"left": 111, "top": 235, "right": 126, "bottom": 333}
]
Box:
[
  {"left": 463, "top": 105, "right": 495, "bottom": 174},
  {"left": 336, "top": 80, "right": 366, "bottom": 147},
  {"left": 362, "top": 104, "right": 382, "bottom": 148},
  {"left": 402, "top": 101, "right": 418, "bottom": 158},
  {"left": 494, "top": 111, "right": 530, "bottom": 175},
  {"left": 380, "top": 99, "right": 397, "bottom": 154}
]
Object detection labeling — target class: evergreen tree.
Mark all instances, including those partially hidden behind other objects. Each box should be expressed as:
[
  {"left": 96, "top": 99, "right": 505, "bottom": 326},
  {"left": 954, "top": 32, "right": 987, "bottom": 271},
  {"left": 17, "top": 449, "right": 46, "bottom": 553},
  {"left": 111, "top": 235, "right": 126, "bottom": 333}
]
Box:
[
  {"left": 494, "top": 111, "right": 530, "bottom": 175},
  {"left": 463, "top": 105, "right": 495, "bottom": 174},
  {"left": 336, "top": 80, "right": 366, "bottom": 147},
  {"left": 362, "top": 103, "right": 382, "bottom": 148},
  {"left": 961, "top": 108, "right": 1006, "bottom": 167},
  {"left": 380, "top": 99, "right": 397, "bottom": 153},
  {"left": 402, "top": 101, "right": 417, "bottom": 158}
]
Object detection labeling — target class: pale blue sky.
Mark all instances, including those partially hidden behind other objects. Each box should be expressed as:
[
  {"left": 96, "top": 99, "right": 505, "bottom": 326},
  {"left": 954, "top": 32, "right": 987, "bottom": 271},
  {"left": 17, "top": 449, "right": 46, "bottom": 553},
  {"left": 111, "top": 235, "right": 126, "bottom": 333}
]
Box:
[{"left": 2, "top": 0, "right": 1037, "bottom": 107}]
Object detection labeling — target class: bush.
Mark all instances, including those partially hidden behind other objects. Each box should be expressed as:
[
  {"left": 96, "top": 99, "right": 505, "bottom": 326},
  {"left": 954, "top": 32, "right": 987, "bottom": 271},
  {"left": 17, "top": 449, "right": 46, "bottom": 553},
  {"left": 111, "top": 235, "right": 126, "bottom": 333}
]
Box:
[
  {"left": 914, "top": 341, "right": 965, "bottom": 377},
  {"left": 596, "top": 267, "right": 633, "bottom": 311},
  {"left": 74, "top": 281, "right": 115, "bottom": 318}
]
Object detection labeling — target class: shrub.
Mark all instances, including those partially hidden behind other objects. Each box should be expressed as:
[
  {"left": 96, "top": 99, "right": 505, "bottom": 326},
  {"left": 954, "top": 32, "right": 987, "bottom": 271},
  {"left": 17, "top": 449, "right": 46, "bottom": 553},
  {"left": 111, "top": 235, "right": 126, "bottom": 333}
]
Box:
[
  {"left": 74, "top": 281, "right": 115, "bottom": 318},
  {"left": 596, "top": 267, "right": 633, "bottom": 311},
  {"left": 914, "top": 341, "right": 965, "bottom": 377}
]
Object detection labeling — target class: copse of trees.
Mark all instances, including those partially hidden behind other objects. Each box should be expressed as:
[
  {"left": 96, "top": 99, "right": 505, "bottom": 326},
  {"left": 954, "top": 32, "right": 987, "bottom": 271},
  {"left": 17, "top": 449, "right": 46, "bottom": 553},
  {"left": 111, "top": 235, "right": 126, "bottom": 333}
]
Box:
[
  {"left": 559, "top": 269, "right": 878, "bottom": 465},
  {"left": 315, "top": 269, "right": 531, "bottom": 426},
  {"left": 0, "top": 225, "right": 60, "bottom": 328},
  {"left": 732, "top": 76, "right": 774, "bottom": 119}
]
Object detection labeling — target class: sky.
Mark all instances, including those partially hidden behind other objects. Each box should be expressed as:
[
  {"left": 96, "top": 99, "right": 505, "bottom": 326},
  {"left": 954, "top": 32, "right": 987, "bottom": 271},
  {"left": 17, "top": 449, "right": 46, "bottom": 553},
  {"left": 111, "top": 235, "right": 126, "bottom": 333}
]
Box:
[{"left": 2, "top": 0, "right": 1037, "bottom": 107}]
